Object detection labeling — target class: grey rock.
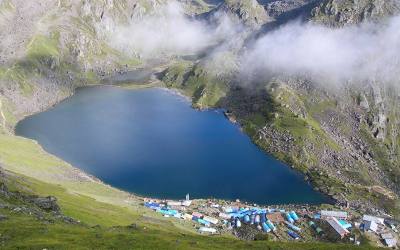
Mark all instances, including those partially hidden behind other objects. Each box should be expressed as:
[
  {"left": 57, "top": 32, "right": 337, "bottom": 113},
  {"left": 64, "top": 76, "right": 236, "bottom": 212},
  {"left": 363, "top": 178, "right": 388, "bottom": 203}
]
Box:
[
  {"left": 359, "top": 94, "right": 370, "bottom": 111},
  {"left": 0, "top": 214, "right": 7, "bottom": 221},
  {"left": 31, "top": 196, "right": 60, "bottom": 212},
  {"left": 311, "top": 0, "right": 400, "bottom": 27},
  {"left": 211, "top": 0, "right": 270, "bottom": 27}
]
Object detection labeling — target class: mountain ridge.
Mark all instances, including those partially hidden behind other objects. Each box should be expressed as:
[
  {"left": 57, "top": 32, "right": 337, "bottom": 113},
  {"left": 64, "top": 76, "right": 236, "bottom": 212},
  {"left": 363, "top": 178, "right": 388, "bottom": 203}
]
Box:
[{"left": 0, "top": 0, "right": 399, "bottom": 248}]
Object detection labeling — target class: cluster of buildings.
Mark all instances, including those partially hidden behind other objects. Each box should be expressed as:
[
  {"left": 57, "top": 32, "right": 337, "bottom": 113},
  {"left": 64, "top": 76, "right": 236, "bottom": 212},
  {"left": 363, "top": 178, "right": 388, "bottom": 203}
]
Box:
[
  {"left": 144, "top": 196, "right": 305, "bottom": 239},
  {"left": 143, "top": 196, "right": 221, "bottom": 233},
  {"left": 315, "top": 210, "right": 398, "bottom": 248},
  {"left": 318, "top": 210, "right": 351, "bottom": 239},
  {"left": 362, "top": 214, "right": 398, "bottom": 248},
  {"left": 142, "top": 196, "right": 399, "bottom": 248}
]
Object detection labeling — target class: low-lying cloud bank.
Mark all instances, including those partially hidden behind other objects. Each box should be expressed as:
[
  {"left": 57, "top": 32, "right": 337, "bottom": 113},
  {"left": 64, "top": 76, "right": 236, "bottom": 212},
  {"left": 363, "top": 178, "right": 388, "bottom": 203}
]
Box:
[
  {"left": 100, "top": 1, "right": 240, "bottom": 59},
  {"left": 100, "top": 1, "right": 400, "bottom": 86},
  {"left": 242, "top": 16, "right": 400, "bottom": 85}
]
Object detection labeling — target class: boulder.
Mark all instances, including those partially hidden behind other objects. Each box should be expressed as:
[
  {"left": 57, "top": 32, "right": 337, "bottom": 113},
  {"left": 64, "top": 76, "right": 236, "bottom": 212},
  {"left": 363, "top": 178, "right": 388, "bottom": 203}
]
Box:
[
  {"left": 0, "top": 214, "right": 7, "bottom": 221},
  {"left": 32, "top": 196, "right": 60, "bottom": 212}
]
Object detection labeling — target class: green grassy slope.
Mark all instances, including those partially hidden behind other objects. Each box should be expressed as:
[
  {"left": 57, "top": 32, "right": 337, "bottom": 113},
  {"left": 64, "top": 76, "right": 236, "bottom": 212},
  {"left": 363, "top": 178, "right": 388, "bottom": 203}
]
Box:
[
  {"left": 0, "top": 0, "right": 396, "bottom": 248},
  {"left": 0, "top": 177, "right": 382, "bottom": 250},
  {"left": 0, "top": 97, "right": 381, "bottom": 249},
  {"left": 0, "top": 133, "right": 145, "bottom": 226},
  {"left": 1, "top": 214, "right": 382, "bottom": 250}
]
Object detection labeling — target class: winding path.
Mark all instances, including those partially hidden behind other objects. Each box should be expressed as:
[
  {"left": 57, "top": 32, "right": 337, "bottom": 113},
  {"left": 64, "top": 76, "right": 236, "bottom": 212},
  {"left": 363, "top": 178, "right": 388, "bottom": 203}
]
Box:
[{"left": 0, "top": 99, "right": 6, "bottom": 128}]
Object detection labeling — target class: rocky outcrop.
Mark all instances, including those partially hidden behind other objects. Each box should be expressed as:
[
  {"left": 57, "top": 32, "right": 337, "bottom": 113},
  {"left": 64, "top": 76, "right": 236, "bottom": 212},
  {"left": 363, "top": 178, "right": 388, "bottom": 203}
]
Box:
[
  {"left": 30, "top": 196, "right": 60, "bottom": 212},
  {"left": 0, "top": 169, "right": 77, "bottom": 223},
  {"left": 311, "top": 0, "right": 400, "bottom": 26},
  {"left": 0, "top": 182, "right": 9, "bottom": 198},
  {"left": 266, "top": 0, "right": 321, "bottom": 21},
  {"left": 0, "top": 214, "right": 7, "bottom": 221},
  {"left": 211, "top": 0, "right": 271, "bottom": 27}
]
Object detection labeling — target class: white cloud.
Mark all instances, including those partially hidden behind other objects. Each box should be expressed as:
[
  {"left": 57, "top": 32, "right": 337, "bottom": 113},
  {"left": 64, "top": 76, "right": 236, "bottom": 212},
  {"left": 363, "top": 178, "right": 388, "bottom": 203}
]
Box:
[
  {"left": 100, "top": 2, "right": 213, "bottom": 58},
  {"left": 98, "top": 0, "right": 400, "bottom": 87},
  {"left": 242, "top": 16, "right": 400, "bottom": 85}
]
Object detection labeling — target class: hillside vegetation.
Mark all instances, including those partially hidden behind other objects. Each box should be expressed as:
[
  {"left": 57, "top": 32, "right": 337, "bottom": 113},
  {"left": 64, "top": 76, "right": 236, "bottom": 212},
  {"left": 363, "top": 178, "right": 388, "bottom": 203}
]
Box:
[
  {"left": 0, "top": 0, "right": 399, "bottom": 248},
  {"left": 161, "top": 0, "right": 400, "bottom": 218}
]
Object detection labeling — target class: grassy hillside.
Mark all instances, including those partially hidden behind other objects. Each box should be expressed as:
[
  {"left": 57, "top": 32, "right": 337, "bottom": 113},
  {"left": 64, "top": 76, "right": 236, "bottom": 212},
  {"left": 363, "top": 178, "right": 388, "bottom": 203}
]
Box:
[
  {"left": 0, "top": 0, "right": 398, "bottom": 248},
  {"left": 161, "top": 58, "right": 400, "bottom": 218},
  {"left": 0, "top": 82, "right": 382, "bottom": 249},
  {"left": 0, "top": 171, "right": 382, "bottom": 250}
]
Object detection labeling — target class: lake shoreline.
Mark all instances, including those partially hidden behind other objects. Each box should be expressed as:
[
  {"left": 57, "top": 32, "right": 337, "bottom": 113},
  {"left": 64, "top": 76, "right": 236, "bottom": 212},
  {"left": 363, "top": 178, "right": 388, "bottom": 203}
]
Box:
[
  {"left": 15, "top": 84, "right": 332, "bottom": 206},
  {"left": 8, "top": 66, "right": 337, "bottom": 208}
]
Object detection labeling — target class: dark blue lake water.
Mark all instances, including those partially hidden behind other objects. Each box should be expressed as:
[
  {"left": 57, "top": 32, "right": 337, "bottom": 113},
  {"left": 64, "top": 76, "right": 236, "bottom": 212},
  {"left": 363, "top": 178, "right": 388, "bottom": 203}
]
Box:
[{"left": 16, "top": 86, "right": 328, "bottom": 205}]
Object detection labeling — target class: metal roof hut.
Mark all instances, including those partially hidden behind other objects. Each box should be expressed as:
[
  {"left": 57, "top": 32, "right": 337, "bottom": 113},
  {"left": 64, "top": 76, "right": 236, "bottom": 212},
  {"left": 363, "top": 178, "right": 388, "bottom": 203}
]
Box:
[
  {"left": 364, "top": 220, "right": 378, "bottom": 233},
  {"left": 324, "top": 217, "right": 350, "bottom": 239},
  {"left": 384, "top": 238, "right": 397, "bottom": 248},
  {"left": 320, "top": 210, "right": 348, "bottom": 220},
  {"left": 363, "top": 215, "right": 384, "bottom": 225}
]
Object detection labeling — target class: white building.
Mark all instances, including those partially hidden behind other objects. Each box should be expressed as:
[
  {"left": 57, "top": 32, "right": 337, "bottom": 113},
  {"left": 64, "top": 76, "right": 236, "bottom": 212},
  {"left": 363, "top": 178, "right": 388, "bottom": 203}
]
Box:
[
  {"left": 384, "top": 238, "right": 397, "bottom": 248},
  {"left": 364, "top": 220, "right": 378, "bottom": 233},
  {"left": 203, "top": 216, "right": 219, "bottom": 225},
  {"left": 363, "top": 215, "right": 385, "bottom": 225},
  {"left": 199, "top": 227, "right": 217, "bottom": 234},
  {"left": 181, "top": 200, "right": 192, "bottom": 207},
  {"left": 321, "top": 210, "right": 348, "bottom": 220},
  {"left": 167, "top": 201, "right": 182, "bottom": 206},
  {"left": 381, "top": 233, "right": 394, "bottom": 240}
]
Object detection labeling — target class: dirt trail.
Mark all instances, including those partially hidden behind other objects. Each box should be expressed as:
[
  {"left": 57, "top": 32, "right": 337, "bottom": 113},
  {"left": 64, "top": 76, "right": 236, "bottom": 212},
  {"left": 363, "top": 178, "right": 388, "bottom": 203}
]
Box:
[{"left": 0, "top": 99, "right": 6, "bottom": 128}]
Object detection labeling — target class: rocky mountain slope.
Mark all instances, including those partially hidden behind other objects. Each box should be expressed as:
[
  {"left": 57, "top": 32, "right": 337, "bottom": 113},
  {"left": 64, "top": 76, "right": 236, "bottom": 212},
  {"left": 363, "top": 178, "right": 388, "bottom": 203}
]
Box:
[
  {"left": 162, "top": 0, "right": 400, "bottom": 216},
  {"left": 0, "top": 0, "right": 400, "bottom": 249},
  {"left": 0, "top": 0, "right": 399, "bottom": 247},
  {"left": 208, "top": 0, "right": 271, "bottom": 27},
  {"left": 311, "top": 0, "right": 400, "bottom": 26},
  {"left": 0, "top": 0, "right": 215, "bottom": 126}
]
